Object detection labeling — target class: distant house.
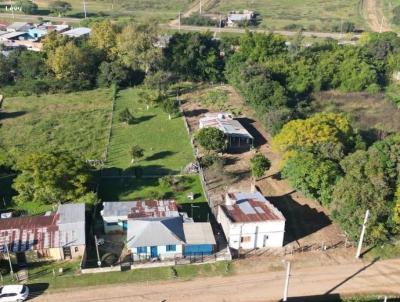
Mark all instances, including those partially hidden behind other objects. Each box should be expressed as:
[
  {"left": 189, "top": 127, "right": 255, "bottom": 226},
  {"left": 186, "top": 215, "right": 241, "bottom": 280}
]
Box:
[
  {"left": 101, "top": 200, "right": 216, "bottom": 261},
  {"left": 6, "top": 22, "right": 32, "bottom": 32},
  {"left": 199, "top": 112, "right": 254, "bottom": 148},
  {"left": 226, "top": 10, "right": 255, "bottom": 27},
  {"left": 61, "top": 27, "right": 91, "bottom": 38},
  {"left": 218, "top": 191, "right": 285, "bottom": 250},
  {"left": 0, "top": 204, "right": 86, "bottom": 264}
]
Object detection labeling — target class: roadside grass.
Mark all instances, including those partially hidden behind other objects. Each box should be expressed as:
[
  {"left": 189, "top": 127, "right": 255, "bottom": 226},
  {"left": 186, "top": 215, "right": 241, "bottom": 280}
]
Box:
[
  {"left": 3, "top": 261, "right": 233, "bottom": 291},
  {"left": 210, "top": 0, "right": 365, "bottom": 32},
  {"left": 363, "top": 242, "right": 400, "bottom": 260},
  {"left": 105, "top": 88, "right": 194, "bottom": 175},
  {"left": 0, "top": 88, "right": 112, "bottom": 162},
  {"left": 98, "top": 175, "right": 209, "bottom": 221}
]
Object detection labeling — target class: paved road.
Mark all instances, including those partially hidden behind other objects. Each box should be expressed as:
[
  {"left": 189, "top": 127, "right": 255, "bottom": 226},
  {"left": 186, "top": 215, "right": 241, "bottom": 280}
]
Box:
[
  {"left": 0, "top": 13, "right": 80, "bottom": 23},
  {"left": 166, "top": 24, "right": 361, "bottom": 40},
  {"left": 30, "top": 258, "right": 400, "bottom": 301}
]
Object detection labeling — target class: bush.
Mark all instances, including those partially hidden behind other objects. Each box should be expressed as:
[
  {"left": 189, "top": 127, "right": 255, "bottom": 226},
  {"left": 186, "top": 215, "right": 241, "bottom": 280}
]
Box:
[
  {"left": 119, "top": 108, "right": 135, "bottom": 124},
  {"left": 181, "top": 13, "right": 219, "bottom": 27},
  {"left": 199, "top": 154, "right": 225, "bottom": 168},
  {"left": 196, "top": 127, "right": 226, "bottom": 153}
]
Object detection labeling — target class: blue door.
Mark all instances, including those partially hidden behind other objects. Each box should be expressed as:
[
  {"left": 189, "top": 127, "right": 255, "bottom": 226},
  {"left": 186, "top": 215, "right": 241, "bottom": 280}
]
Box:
[{"left": 150, "top": 246, "right": 158, "bottom": 258}]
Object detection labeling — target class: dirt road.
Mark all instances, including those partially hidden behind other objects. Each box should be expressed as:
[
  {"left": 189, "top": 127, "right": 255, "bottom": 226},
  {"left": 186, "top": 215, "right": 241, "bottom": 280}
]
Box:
[
  {"left": 30, "top": 258, "right": 400, "bottom": 301},
  {"left": 363, "top": 0, "right": 391, "bottom": 32}
]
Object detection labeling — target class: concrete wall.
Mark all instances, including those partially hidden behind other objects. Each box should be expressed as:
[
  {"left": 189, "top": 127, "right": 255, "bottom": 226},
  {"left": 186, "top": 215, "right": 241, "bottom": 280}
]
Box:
[
  {"left": 218, "top": 207, "right": 285, "bottom": 250},
  {"left": 131, "top": 245, "right": 183, "bottom": 261}
]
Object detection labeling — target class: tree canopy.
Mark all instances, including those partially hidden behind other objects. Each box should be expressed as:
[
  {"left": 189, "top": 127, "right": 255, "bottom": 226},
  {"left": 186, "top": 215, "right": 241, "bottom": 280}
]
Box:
[{"left": 196, "top": 128, "right": 226, "bottom": 153}]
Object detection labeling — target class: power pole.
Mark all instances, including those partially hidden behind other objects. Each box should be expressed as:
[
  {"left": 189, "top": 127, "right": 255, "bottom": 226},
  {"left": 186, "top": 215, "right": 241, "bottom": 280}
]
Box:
[
  {"left": 379, "top": 16, "right": 384, "bottom": 34},
  {"left": 83, "top": 0, "right": 87, "bottom": 19},
  {"left": 179, "top": 11, "right": 181, "bottom": 32},
  {"left": 94, "top": 235, "right": 101, "bottom": 267},
  {"left": 356, "top": 209, "right": 370, "bottom": 259},
  {"left": 283, "top": 261, "right": 291, "bottom": 301},
  {"left": 199, "top": 0, "right": 202, "bottom": 14},
  {"left": 5, "top": 243, "right": 13, "bottom": 279}
]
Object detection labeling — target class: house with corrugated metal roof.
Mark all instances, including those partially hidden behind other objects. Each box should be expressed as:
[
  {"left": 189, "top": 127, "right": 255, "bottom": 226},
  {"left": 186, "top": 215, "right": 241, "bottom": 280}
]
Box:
[
  {"left": 218, "top": 191, "right": 285, "bottom": 250},
  {"left": 0, "top": 204, "right": 86, "bottom": 264},
  {"left": 101, "top": 200, "right": 216, "bottom": 261},
  {"left": 199, "top": 112, "right": 254, "bottom": 149}
]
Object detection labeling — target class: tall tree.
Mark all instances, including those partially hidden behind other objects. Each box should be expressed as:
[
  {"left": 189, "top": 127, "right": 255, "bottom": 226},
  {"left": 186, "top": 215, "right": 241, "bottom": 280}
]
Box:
[
  {"left": 13, "top": 152, "right": 93, "bottom": 205},
  {"left": 196, "top": 128, "right": 226, "bottom": 153},
  {"left": 89, "top": 20, "right": 117, "bottom": 59},
  {"left": 114, "top": 22, "right": 161, "bottom": 73}
]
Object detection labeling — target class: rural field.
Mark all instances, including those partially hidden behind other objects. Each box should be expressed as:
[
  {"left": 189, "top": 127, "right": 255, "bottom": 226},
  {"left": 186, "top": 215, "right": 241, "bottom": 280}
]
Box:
[
  {"left": 210, "top": 0, "right": 366, "bottom": 32},
  {"left": 25, "top": 0, "right": 191, "bottom": 21},
  {"left": 0, "top": 88, "right": 112, "bottom": 161}
]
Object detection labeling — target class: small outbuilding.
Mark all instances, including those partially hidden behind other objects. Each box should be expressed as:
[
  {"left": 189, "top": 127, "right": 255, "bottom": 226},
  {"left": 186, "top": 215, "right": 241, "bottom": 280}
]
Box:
[{"left": 183, "top": 222, "right": 216, "bottom": 256}]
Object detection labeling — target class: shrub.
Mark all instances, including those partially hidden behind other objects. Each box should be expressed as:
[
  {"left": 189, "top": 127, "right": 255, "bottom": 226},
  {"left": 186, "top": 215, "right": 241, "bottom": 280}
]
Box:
[{"left": 119, "top": 108, "right": 135, "bottom": 124}]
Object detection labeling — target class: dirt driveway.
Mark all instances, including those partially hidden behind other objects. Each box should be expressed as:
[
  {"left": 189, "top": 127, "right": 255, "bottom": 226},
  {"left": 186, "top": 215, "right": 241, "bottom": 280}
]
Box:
[
  {"left": 181, "top": 85, "right": 345, "bottom": 249},
  {"left": 363, "top": 0, "right": 391, "bottom": 32}
]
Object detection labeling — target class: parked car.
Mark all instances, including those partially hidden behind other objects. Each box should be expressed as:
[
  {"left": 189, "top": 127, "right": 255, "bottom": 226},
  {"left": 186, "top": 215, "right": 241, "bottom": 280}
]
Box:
[{"left": 0, "top": 285, "right": 29, "bottom": 301}]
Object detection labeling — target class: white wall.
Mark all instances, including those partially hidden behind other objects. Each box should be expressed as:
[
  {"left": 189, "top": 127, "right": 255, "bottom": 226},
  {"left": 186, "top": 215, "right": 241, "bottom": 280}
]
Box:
[
  {"left": 218, "top": 206, "right": 285, "bottom": 250},
  {"left": 131, "top": 245, "right": 183, "bottom": 261}
]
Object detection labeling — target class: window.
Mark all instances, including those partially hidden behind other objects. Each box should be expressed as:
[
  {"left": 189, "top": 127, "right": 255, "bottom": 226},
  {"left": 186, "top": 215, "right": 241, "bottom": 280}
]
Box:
[
  {"left": 166, "top": 245, "right": 176, "bottom": 252},
  {"left": 137, "top": 246, "right": 147, "bottom": 254},
  {"left": 75, "top": 247, "right": 79, "bottom": 253},
  {"left": 107, "top": 222, "right": 119, "bottom": 226},
  {"left": 241, "top": 236, "right": 251, "bottom": 243}
]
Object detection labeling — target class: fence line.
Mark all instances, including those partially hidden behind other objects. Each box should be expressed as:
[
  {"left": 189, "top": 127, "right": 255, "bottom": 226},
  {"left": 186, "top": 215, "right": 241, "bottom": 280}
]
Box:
[{"left": 102, "top": 86, "right": 117, "bottom": 167}]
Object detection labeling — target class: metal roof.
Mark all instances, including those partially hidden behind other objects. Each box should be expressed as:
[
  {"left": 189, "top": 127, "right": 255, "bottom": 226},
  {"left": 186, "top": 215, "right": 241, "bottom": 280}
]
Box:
[
  {"left": 199, "top": 113, "right": 254, "bottom": 139},
  {"left": 127, "top": 217, "right": 185, "bottom": 248},
  {"left": 183, "top": 223, "right": 216, "bottom": 245},
  {"left": 0, "top": 203, "right": 85, "bottom": 252},
  {"left": 101, "top": 200, "right": 179, "bottom": 222},
  {"left": 7, "top": 22, "right": 30, "bottom": 31},
  {"left": 0, "top": 31, "right": 26, "bottom": 40},
  {"left": 61, "top": 27, "right": 91, "bottom": 38},
  {"left": 221, "top": 192, "right": 285, "bottom": 223}
]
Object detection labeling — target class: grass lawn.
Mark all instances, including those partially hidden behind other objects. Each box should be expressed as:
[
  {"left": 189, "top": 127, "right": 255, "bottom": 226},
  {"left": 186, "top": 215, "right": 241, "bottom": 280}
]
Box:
[
  {"left": 98, "top": 175, "right": 209, "bottom": 221},
  {"left": 0, "top": 88, "right": 112, "bottom": 162},
  {"left": 3, "top": 261, "right": 233, "bottom": 291},
  {"left": 210, "top": 0, "right": 365, "bottom": 32},
  {"left": 106, "top": 88, "right": 194, "bottom": 175}
]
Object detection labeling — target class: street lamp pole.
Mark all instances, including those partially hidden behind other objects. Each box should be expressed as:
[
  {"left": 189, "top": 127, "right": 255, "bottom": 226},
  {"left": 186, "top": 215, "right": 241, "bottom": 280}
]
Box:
[
  {"left": 94, "top": 235, "right": 101, "bottom": 267},
  {"left": 283, "top": 261, "right": 291, "bottom": 301}
]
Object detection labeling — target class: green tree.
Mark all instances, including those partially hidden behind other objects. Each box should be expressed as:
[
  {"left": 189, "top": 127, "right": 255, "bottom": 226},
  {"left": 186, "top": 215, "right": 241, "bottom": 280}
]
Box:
[
  {"left": 160, "top": 97, "right": 179, "bottom": 120},
  {"left": 89, "top": 20, "right": 117, "bottom": 59},
  {"left": 282, "top": 151, "right": 342, "bottom": 206},
  {"left": 196, "top": 127, "right": 226, "bottom": 153},
  {"left": 42, "top": 31, "right": 69, "bottom": 55},
  {"left": 13, "top": 152, "right": 93, "bottom": 205},
  {"left": 16, "top": 0, "right": 38, "bottom": 14},
  {"left": 164, "top": 32, "right": 224, "bottom": 82},
  {"left": 114, "top": 22, "right": 161, "bottom": 73},
  {"left": 48, "top": 0, "right": 72, "bottom": 16},
  {"left": 130, "top": 145, "right": 144, "bottom": 163},
  {"left": 119, "top": 107, "right": 135, "bottom": 124},
  {"left": 97, "top": 61, "right": 128, "bottom": 87},
  {"left": 250, "top": 153, "right": 271, "bottom": 179},
  {"left": 272, "top": 112, "right": 359, "bottom": 159}
]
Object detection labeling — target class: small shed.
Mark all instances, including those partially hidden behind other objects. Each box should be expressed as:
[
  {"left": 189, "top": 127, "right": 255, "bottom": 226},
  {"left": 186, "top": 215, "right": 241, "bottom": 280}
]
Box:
[{"left": 183, "top": 223, "right": 216, "bottom": 256}]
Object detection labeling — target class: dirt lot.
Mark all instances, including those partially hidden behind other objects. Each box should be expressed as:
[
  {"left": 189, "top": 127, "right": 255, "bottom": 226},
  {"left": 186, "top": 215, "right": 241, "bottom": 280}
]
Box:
[{"left": 181, "top": 85, "right": 345, "bottom": 249}]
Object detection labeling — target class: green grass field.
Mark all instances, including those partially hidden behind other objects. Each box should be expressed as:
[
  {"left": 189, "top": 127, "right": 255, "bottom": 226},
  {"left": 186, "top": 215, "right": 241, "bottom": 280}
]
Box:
[
  {"left": 0, "top": 88, "right": 112, "bottom": 161},
  {"left": 26, "top": 0, "right": 191, "bottom": 21},
  {"left": 106, "top": 88, "right": 194, "bottom": 175},
  {"left": 210, "top": 0, "right": 365, "bottom": 32}
]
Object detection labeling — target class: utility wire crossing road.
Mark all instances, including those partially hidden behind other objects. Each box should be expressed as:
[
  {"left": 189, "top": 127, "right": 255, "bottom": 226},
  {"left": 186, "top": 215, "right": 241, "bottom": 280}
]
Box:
[{"left": 31, "top": 259, "right": 400, "bottom": 302}]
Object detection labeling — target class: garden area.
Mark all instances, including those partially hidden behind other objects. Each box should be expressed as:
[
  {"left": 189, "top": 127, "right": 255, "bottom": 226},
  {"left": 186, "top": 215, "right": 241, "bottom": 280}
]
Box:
[{"left": 105, "top": 87, "right": 194, "bottom": 175}]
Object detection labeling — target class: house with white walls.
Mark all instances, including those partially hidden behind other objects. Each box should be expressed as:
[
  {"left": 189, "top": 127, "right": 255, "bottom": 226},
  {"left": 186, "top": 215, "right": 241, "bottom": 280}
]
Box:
[{"left": 217, "top": 191, "right": 285, "bottom": 250}]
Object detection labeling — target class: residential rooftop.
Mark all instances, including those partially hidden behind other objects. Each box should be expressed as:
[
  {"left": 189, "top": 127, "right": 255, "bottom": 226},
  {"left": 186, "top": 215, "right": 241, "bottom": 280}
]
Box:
[
  {"left": 221, "top": 191, "right": 285, "bottom": 223},
  {"left": 183, "top": 222, "right": 216, "bottom": 245},
  {"left": 61, "top": 27, "right": 91, "bottom": 38}
]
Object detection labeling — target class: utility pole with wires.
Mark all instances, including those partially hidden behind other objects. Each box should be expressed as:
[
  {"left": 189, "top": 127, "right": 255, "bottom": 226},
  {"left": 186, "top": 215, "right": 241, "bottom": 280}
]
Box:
[
  {"left": 4, "top": 243, "right": 13, "bottom": 279},
  {"left": 83, "top": 0, "right": 87, "bottom": 19},
  {"left": 379, "top": 15, "right": 384, "bottom": 34},
  {"left": 356, "top": 209, "right": 370, "bottom": 259},
  {"left": 94, "top": 235, "right": 101, "bottom": 267},
  {"left": 179, "top": 11, "right": 181, "bottom": 32},
  {"left": 199, "top": 0, "right": 202, "bottom": 14},
  {"left": 283, "top": 261, "right": 291, "bottom": 301}
]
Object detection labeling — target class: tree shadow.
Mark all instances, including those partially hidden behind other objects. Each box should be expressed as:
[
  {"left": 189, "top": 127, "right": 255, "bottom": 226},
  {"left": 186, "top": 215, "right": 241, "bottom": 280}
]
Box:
[
  {"left": 183, "top": 108, "right": 209, "bottom": 118},
  {"left": 146, "top": 151, "right": 176, "bottom": 161},
  {"left": 236, "top": 117, "right": 267, "bottom": 147},
  {"left": 268, "top": 192, "right": 332, "bottom": 245},
  {"left": 134, "top": 115, "right": 156, "bottom": 124},
  {"left": 0, "top": 111, "right": 26, "bottom": 121}
]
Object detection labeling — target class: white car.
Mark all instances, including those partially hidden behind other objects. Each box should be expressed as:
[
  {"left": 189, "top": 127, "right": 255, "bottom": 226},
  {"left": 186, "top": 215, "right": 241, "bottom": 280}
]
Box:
[{"left": 0, "top": 285, "right": 29, "bottom": 302}]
